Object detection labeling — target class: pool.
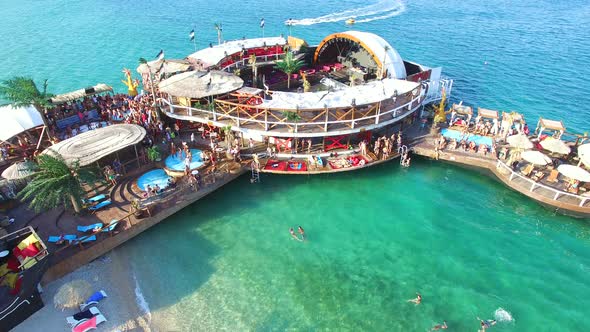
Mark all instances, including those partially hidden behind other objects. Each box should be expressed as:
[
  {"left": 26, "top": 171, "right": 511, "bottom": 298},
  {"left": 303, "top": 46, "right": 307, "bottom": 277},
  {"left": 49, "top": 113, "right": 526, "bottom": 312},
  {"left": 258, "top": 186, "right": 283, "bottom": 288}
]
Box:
[
  {"left": 441, "top": 128, "right": 494, "bottom": 147},
  {"left": 137, "top": 169, "right": 171, "bottom": 191},
  {"left": 165, "top": 149, "right": 204, "bottom": 171}
]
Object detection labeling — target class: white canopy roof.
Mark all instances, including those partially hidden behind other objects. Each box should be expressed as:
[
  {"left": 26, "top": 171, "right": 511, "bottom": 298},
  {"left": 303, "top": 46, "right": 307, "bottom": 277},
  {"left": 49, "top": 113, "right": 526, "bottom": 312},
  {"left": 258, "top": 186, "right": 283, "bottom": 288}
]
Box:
[
  {"left": 43, "top": 124, "right": 146, "bottom": 166},
  {"left": 187, "top": 36, "right": 287, "bottom": 68},
  {"left": 0, "top": 104, "right": 44, "bottom": 140},
  {"left": 159, "top": 70, "right": 244, "bottom": 98},
  {"left": 262, "top": 79, "right": 418, "bottom": 110}
]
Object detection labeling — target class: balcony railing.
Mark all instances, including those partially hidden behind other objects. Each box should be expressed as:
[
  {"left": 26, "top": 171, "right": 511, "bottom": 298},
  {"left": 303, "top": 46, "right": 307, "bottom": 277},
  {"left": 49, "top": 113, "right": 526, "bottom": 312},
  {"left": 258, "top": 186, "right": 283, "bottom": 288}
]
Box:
[{"left": 496, "top": 160, "right": 589, "bottom": 207}]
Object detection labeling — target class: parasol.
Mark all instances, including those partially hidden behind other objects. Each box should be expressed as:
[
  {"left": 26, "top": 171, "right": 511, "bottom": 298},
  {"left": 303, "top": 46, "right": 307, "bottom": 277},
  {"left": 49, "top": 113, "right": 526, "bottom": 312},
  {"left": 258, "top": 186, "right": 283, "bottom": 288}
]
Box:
[
  {"left": 521, "top": 150, "right": 552, "bottom": 166},
  {"left": 577, "top": 144, "right": 590, "bottom": 168},
  {"left": 540, "top": 137, "right": 570, "bottom": 155},
  {"left": 506, "top": 134, "right": 533, "bottom": 149},
  {"left": 557, "top": 164, "right": 590, "bottom": 182}
]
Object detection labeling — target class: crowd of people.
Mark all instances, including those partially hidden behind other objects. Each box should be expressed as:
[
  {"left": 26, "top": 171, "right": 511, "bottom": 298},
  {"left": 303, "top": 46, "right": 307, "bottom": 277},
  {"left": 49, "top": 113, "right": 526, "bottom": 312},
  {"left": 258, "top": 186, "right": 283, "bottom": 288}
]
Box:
[{"left": 434, "top": 134, "right": 496, "bottom": 159}]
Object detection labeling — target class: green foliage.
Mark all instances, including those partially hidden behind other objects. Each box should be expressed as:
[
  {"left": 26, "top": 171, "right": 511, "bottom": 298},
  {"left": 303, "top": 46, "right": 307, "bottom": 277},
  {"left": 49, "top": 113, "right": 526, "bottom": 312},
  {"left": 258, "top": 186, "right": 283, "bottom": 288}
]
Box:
[
  {"left": 282, "top": 110, "right": 301, "bottom": 122},
  {"left": 18, "top": 154, "right": 96, "bottom": 213},
  {"left": 275, "top": 52, "right": 305, "bottom": 89},
  {"left": 147, "top": 146, "right": 161, "bottom": 161},
  {"left": 138, "top": 57, "right": 148, "bottom": 64},
  {"left": 0, "top": 76, "right": 54, "bottom": 109}
]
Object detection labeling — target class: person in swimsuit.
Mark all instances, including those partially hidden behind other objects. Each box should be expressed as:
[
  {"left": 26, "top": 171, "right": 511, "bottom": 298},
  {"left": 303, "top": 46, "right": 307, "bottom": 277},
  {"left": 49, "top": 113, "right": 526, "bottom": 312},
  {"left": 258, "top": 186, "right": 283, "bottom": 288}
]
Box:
[
  {"left": 478, "top": 317, "right": 496, "bottom": 331},
  {"left": 289, "top": 228, "right": 302, "bottom": 241},
  {"left": 407, "top": 292, "right": 422, "bottom": 305},
  {"left": 431, "top": 320, "right": 447, "bottom": 330},
  {"left": 298, "top": 226, "right": 306, "bottom": 241}
]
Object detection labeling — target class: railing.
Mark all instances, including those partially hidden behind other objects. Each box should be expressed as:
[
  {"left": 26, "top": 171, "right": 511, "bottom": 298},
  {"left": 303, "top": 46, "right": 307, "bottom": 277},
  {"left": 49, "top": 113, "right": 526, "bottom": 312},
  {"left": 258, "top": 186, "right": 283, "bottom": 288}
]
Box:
[
  {"left": 496, "top": 160, "right": 589, "bottom": 207},
  {"left": 160, "top": 92, "right": 423, "bottom": 135},
  {"left": 222, "top": 53, "right": 288, "bottom": 72},
  {"left": 422, "top": 78, "right": 453, "bottom": 104}
]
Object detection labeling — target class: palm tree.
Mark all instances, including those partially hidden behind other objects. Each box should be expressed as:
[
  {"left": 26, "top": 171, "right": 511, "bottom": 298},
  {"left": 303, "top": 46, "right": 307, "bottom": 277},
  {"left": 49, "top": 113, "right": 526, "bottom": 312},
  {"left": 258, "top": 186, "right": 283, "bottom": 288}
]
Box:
[
  {"left": 275, "top": 52, "right": 305, "bottom": 90},
  {"left": 214, "top": 23, "right": 223, "bottom": 45},
  {"left": 0, "top": 76, "right": 54, "bottom": 137},
  {"left": 248, "top": 54, "right": 258, "bottom": 86},
  {"left": 222, "top": 125, "right": 234, "bottom": 147},
  {"left": 18, "top": 154, "right": 96, "bottom": 213}
]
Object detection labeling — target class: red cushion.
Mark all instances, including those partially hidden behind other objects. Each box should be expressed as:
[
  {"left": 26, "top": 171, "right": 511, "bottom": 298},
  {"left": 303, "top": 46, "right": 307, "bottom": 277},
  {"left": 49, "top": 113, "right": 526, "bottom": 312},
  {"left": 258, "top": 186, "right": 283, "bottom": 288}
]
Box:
[
  {"left": 21, "top": 243, "right": 41, "bottom": 257},
  {"left": 6, "top": 256, "right": 19, "bottom": 271}
]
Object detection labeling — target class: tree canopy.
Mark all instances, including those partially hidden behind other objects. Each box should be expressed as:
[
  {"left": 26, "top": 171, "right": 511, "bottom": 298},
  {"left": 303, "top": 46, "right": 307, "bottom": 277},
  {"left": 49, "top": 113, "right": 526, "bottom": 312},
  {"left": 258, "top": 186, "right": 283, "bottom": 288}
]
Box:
[
  {"left": 18, "top": 154, "right": 97, "bottom": 213},
  {"left": 275, "top": 52, "right": 305, "bottom": 89},
  {"left": 0, "top": 76, "right": 53, "bottom": 109}
]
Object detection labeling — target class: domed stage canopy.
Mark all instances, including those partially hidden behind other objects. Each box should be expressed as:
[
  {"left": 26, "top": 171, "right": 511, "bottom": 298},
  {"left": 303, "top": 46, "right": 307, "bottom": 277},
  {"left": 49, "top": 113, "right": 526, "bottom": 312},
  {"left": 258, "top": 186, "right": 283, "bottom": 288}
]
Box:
[
  {"left": 43, "top": 124, "right": 146, "bottom": 166},
  {"left": 313, "top": 31, "right": 407, "bottom": 79}
]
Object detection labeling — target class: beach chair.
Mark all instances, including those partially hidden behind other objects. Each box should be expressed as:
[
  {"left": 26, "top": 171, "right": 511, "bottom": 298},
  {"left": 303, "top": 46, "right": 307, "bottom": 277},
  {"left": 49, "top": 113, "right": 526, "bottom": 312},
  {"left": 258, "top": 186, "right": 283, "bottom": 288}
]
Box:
[
  {"left": 73, "top": 235, "right": 97, "bottom": 249},
  {"left": 80, "top": 290, "right": 108, "bottom": 311},
  {"left": 82, "top": 194, "right": 106, "bottom": 204},
  {"left": 66, "top": 307, "right": 101, "bottom": 327},
  {"left": 71, "top": 314, "right": 107, "bottom": 332},
  {"left": 521, "top": 164, "right": 534, "bottom": 177},
  {"left": 77, "top": 223, "right": 104, "bottom": 233},
  {"left": 546, "top": 169, "right": 559, "bottom": 183},
  {"left": 88, "top": 200, "right": 111, "bottom": 213},
  {"left": 101, "top": 220, "right": 119, "bottom": 236},
  {"left": 48, "top": 235, "right": 77, "bottom": 244}
]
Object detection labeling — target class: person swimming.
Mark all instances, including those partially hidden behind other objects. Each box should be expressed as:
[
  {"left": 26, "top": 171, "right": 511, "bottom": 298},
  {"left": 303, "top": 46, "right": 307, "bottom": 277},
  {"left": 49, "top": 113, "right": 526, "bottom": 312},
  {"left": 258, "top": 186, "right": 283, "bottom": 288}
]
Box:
[
  {"left": 478, "top": 317, "right": 496, "bottom": 331},
  {"left": 289, "top": 228, "right": 302, "bottom": 241},
  {"left": 407, "top": 292, "right": 422, "bottom": 305},
  {"left": 431, "top": 320, "right": 448, "bottom": 330},
  {"left": 297, "top": 226, "right": 306, "bottom": 241}
]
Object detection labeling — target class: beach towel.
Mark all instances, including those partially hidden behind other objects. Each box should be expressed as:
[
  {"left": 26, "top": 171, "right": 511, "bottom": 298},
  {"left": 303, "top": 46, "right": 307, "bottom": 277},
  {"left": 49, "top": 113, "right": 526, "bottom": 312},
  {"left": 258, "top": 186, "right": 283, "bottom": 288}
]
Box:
[
  {"left": 71, "top": 314, "right": 107, "bottom": 332},
  {"left": 102, "top": 220, "right": 119, "bottom": 233},
  {"left": 79, "top": 290, "right": 108, "bottom": 311},
  {"left": 48, "top": 235, "right": 77, "bottom": 244},
  {"left": 67, "top": 307, "right": 101, "bottom": 327},
  {"left": 84, "top": 194, "right": 106, "bottom": 203},
  {"left": 88, "top": 200, "right": 111, "bottom": 211},
  {"left": 77, "top": 223, "right": 103, "bottom": 233}
]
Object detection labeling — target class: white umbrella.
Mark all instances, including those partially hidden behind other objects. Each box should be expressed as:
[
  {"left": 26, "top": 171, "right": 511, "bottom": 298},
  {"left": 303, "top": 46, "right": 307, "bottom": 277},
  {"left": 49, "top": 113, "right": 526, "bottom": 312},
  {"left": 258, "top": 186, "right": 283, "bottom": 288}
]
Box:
[
  {"left": 521, "top": 150, "right": 552, "bottom": 166},
  {"left": 540, "top": 137, "right": 570, "bottom": 154},
  {"left": 158, "top": 70, "right": 244, "bottom": 98},
  {"left": 557, "top": 164, "right": 590, "bottom": 182},
  {"left": 506, "top": 134, "right": 533, "bottom": 149},
  {"left": 578, "top": 144, "right": 590, "bottom": 168},
  {"left": 1, "top": 161, "right": 38, "bottom": 179}
]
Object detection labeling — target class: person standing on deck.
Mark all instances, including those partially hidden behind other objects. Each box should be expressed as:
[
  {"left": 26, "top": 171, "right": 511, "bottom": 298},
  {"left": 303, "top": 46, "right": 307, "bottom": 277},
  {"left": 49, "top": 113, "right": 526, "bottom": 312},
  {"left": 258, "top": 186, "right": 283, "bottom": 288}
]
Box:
[{"left": 191, "top": 132, "right": 195, "bottom": 147}]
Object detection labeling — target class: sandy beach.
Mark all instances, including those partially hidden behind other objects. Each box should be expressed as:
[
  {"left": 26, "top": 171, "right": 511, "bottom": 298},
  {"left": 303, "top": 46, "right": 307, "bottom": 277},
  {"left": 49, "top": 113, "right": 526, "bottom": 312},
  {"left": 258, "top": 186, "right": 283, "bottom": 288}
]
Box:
[{"left": 13, "top": 249, "right": 152, "bottom": 332}]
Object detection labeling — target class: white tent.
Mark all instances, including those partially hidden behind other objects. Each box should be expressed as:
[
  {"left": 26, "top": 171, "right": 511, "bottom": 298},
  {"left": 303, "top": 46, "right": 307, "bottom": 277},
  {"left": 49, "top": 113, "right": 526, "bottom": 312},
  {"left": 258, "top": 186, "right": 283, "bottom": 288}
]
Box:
[{"left": 0, "top": 105, "right": 44, "bottom": 141}]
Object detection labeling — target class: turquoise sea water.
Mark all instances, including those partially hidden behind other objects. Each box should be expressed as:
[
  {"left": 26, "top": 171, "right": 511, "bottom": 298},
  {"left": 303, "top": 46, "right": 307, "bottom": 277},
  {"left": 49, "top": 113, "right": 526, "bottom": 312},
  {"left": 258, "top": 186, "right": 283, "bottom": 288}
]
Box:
[{"left": 3, "top": 0, "right": 590, "bottom": 330}]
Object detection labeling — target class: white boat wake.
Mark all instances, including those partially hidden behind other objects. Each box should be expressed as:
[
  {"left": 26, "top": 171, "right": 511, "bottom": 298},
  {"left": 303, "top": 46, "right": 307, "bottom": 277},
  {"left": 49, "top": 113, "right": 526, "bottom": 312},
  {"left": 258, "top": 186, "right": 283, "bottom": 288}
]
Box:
[{"left": 286, "top": 0, "right": 405, "bottom": 26}]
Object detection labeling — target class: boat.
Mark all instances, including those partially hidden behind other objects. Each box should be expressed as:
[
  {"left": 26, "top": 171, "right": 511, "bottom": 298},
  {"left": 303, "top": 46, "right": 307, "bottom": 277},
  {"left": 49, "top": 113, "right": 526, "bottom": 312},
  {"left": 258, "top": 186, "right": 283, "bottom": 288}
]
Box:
[
  {"left": 345, "top": 18, "right": 355, "bottom": 25},
  {"left": 153, "top": 31, "right": 453, "bottom": 174}
]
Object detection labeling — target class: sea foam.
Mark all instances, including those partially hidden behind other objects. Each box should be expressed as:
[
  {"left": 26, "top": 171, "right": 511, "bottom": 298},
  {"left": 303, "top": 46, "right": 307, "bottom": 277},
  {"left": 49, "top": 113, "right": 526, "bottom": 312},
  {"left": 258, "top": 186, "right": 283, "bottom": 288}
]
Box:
[
  {"left": 288, "top": 0, "right": 405, "bottom": 26},
  {"left": 133, "top": 272, "right": 152, "bottom": 321},
  {"left": 494, "top": 307, "right": 514, "bottom": 323}
]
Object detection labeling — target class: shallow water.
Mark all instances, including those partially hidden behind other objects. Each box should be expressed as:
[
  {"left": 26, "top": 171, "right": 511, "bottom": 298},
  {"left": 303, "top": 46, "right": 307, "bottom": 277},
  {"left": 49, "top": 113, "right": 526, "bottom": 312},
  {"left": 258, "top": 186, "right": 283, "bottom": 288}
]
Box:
[{"left": 3, "top": 0, "right": 590, "bottom": 330}]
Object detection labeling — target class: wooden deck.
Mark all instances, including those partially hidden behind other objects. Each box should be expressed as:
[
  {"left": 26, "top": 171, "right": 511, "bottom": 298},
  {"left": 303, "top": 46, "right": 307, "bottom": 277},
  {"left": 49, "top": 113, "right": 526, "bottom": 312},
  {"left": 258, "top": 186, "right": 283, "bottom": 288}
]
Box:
[{"left": 411, "top": 138, "right": 590, "bottom": 218}]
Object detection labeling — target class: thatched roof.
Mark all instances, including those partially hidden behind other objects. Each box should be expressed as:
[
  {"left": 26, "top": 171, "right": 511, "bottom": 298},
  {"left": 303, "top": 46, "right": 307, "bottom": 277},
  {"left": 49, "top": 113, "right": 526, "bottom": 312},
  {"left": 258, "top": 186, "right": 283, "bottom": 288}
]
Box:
[
  {"left": 50, "top": 84, "right": 113, "bottom": 104},
  {"left": 158, "top": 70, "right": 244, "bottom": 98},
  {"left": 136, "top": 59, "right": 192, "bottom": 75},
  {"left": 43, "top": 124, "right": 146, "bottom": 166},
  {"left": 477, "top": 107, "right": 499, "bottom": 119}
]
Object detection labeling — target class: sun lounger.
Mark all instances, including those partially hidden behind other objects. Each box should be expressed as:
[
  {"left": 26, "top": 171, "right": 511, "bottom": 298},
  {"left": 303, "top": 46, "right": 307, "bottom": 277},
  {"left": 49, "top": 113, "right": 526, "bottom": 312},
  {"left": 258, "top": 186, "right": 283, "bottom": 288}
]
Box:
[
  {"left": 77, "top": 223, "right": 103, "bottom": 233},
  {"left": 521, "top": 164, "right": 534, "bottom": 177},
  {"left": 48, "top": 235, "right": 77, "bottom": 244},
  {"left": 83, "top": 194, "right": 106, "bottom": 204},
  {"left": 80, "top": 290, "right": 108, "bottom": 311},
  {"left": 71, "top": 314, "right": 107, "bottom": 332},
  {"left": 88, "top": 200, "right": 111, "bottom": 212},
  {"left": 547, "top": 169, "right": 559, "bottom": 183},
  {"left": 101, "top": 220, "right": 119, "bottom": 236},
  {"left": 66, "top": 307, "right": 101, "bottom": 327}
]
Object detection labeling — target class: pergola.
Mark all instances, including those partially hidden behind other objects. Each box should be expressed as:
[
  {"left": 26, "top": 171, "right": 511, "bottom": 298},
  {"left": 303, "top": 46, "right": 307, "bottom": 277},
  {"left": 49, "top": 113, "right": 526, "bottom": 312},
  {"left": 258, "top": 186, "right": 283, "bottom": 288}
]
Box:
[
  {"left": 42, "top": 124, "right": 146, "bottom": 167},
  {"left": 50, "top": 84, "right": 113, "bottom": 104},
  {"left": 477, "top": 107, "right": 499, "bottom": 120},
  {"left": 451, "top": 103, "right": 473, "bottom": 123},
  {"left": 536, "top": 117, "right": 566, "bottom": 139}
]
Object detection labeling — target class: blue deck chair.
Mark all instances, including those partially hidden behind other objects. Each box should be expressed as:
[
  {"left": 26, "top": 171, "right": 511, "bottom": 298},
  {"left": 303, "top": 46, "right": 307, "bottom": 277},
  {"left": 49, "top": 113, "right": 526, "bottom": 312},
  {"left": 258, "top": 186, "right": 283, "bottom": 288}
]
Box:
[
  {"left": 48, "top": 235, "right": 77, "bottom": 244},
  {"left": 73, "top": 235, "right": 97, "bottom": 248},
  {"left": 88, "top": 200, "right": 112, "bottom": 212},
  {"left": 77, "top": 223, "right": 103, "bottom": 233},
  {"left": 83, "top": 194, "right": 106, "bottom": 204},
  {"left": 101, "top": 220, "right": 119, "bottom": 236}
]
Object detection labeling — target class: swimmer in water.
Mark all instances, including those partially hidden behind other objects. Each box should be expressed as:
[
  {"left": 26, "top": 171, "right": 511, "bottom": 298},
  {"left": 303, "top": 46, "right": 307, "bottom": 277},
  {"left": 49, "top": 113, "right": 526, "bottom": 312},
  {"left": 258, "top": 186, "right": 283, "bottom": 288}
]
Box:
[
  {"left": 477, "top": 317, "right": 496, "bottom": 331},
  {"left": 297, "top": 226, "right": 306, "bottom": 241},
  {"left": 431, "top": 320, "right": 448, "bottom": 330},
  {"left": 407, "top": 292, "right": 422, "bottom": 305},
  {"left": 289, "top": 228, "right": 302, "bottom": 241}
]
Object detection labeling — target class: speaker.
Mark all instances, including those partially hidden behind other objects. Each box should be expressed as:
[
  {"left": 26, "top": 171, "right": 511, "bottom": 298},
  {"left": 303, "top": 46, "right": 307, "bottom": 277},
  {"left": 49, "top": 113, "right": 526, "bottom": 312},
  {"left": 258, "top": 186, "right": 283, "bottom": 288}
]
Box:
[{"left": 84, "top": 87, "right": 95, "bottom": 94}]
